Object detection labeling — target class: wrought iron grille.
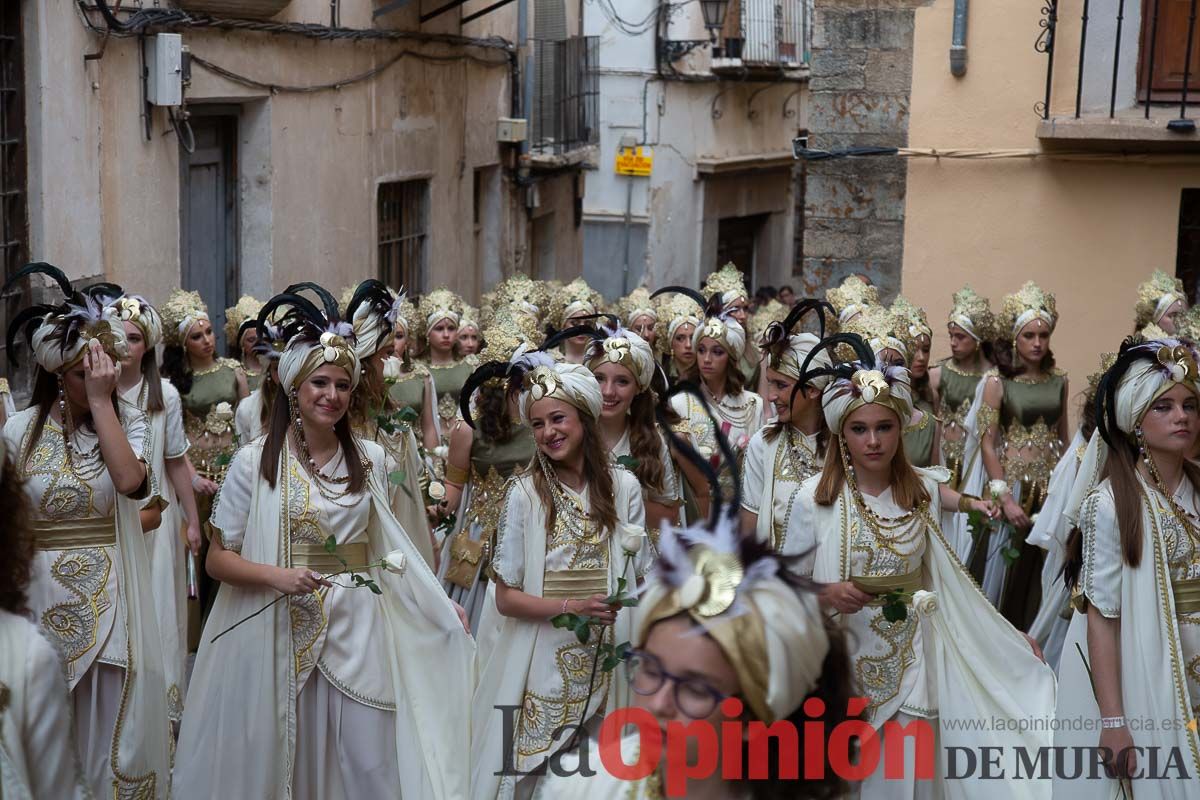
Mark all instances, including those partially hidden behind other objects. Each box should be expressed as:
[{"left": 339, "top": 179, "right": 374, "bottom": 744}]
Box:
[
  {"left": 720, "top": 0, "right": 809, "bottom": 67},
  {"left": 0, "top": 0, "right": 28, "bottom": 378},
  {"left": 531, "top": 36, "right": 599, "bottom": 156},
  {"left": 377, "top": 179, "right": 428, "bottom": 294},
  {"left": 1039, "top": 0, "right": 1199, "bottom": 127}
]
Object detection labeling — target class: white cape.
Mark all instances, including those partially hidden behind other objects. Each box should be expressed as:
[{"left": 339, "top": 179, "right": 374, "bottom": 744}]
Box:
[{"left": 174, "top": 439, "right": 475, "bottom": 799}]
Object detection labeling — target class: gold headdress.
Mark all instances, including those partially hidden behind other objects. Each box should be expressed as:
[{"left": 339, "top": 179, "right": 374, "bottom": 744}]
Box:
[
  {"left": 999, "top": 281, "right": 1057, "bottom": 340},
  {"left": 653, "top": 293, "right": 704, "bottom": 358},
  {"left": 702, "top": 263, "right": 749, "bottom": 309},
  {"left": 161, "top": 289, "right": 211, "bottom": 347},
  {"left": 414, "top": 288, "right": 465, "bottom": 344},
  {"left": 549, "top": 277, "right": 603, "bottom": 330},
  {"left": 746, "top": 299, "right": 789, "bottom": 347},
  {"left": 479, "top": 313, "right": 534, "bottom": 366},
  {"left": 617, "top": 286, "right": 658, "bottom": 327},
  {"left": 460, "top": 304, "right": 480, "bottom": 333},
  {"left": 485, "top": 273, "right": 550, "bottom": 326},
  {"left": 825, "top": 275, "right": 879, "bottom": 327},
  {"left": 1134, "top": 270, "right": 1187, "bottom": 330},
  {"left": 889, "top": 296, "right": 932, "bottom": 357},
  {"left": 947, "top": 285, "right": 995, "bottom": 342},
  {"left": 841, "top": 304, "right": 910, "bottom": 364},
  {"left": 224, "top": 295, "right": 264, "bottom": 348}
]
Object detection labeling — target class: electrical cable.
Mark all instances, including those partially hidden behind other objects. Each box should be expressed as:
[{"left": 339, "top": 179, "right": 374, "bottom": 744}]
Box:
[{"left": 794, "top": 145, "right": 1200, "bottom": 164}]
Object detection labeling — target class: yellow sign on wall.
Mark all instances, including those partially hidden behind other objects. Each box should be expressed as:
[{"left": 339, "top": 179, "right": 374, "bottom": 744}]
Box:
[{"left": 615, "top": 146, "right": 653, "bottom": 176}]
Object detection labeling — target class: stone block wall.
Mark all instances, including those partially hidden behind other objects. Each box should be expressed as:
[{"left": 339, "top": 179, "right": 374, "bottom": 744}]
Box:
[{"left": 796, "top": 0, "right": 923, "bottom": 302}]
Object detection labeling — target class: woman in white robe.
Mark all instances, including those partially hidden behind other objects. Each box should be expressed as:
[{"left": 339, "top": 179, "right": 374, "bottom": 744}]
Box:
[
  {"left": 0, "top": 429, "right": 91, "bottom": 800},
  {"left": 793, "top": 336, "right": 1054, "bottom": 799},
  {"left": 1, "top": 263, "right": 170, "bottom": 799},
  {"left": 657, "top": 288, "right": 764, "bottom": 522},
  {"left": 105, "top": 291, "right": 201, "bottom": 724},
  {"left": 174, "top": 289, "right": 473, "bottom": 800},
  {"left": 470, "top": 356, "right": 649, "bottom": 800},
  {"left": 740, "top": 299, "right": 833, "bottom": 564},
  {"left": 586, "top": 323, "right": 682, "bottom": 552},
  {"left": 1054, "top": 337, "right": 1200, "bottom": 799}
]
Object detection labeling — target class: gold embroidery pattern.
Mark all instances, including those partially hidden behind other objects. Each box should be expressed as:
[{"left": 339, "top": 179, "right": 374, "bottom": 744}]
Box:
[
  {"left": 1000, "top": 418, "right": 1060, "bottom": 513},
  {"left": 286, "top": 462, "right": 328, "bottom": 680},
  {"left": 41, "top": 548, "right": 112, "bottom": 679},
  {"left": 975, "top": 403, "right": 998, "bottom": 439},
  {"left": 548, "top": 489, "right": 609, "bottom": 571},
  {"left": 516, "top": 635, "right": 611, "bottom": 760},
  {"left": 941, "top": 397, "right": 972, "bottom": 487},
  {"left": 770, "top": 431, "right": 818, "bottom": 551},
  {"left": 855, "top": 610, "right": 919, "bottom": 723},
  {"left": 466, "top": 465, "right": 509, "bottom": 536}
]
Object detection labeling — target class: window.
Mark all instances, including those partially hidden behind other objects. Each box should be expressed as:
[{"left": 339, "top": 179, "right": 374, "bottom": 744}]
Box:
[
  {"left": 377, "top": 179, "right": 428, "bottom": 293},
  {"left": 1177, "top": 189, "right": 1200, "bottom": 304},
  {"left": 0, "top": 1, "right": 25, "bottom": 280},
  {"left": 1, "top": 0, "right": 28, "bottom": 377}
]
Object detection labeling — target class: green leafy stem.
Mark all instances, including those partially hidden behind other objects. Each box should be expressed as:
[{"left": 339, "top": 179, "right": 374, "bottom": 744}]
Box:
[
  {"left": 967, "top": 509, "right": 1022, "bottom": 566},
  {"left": 550, "top": 556, "right": 640, "bottom": 747},
  {"left": 209, "top": 534, "right": 387, "bottom": 644}
]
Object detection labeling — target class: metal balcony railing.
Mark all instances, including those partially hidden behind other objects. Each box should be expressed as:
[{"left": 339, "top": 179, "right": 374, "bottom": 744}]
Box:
[
  {"left": 531, "top": 36, "right": 600, "bottom": 156},
  {"left": 1038, "top": 0, "right": 1199, "bottom": 130},
  {"left": 716, "top": 0, "right": 810, "bottom": 69}
]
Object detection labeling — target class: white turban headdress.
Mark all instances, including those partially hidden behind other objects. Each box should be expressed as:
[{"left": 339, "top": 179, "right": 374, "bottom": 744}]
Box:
[
  {"left": 110, "top": 294, "right": 165, "bottom": 351},
  {"left": 586, "top": 325, "right": 657, "bottom": 391},
  {"left": 1065, "top": 338, "right": 1200, "bottom": 527},
  {"left": 822, "top": 361, "right": 915, "bottom": 432},
  {"left": 514, "top": 351, "right": 603, "bottom": 423}
]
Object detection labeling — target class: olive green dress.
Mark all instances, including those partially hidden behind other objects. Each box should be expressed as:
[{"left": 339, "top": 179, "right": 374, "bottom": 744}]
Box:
[
  {"left": 937, "top": 359, "right": 986, "bottom": 489},
  {"left": 439, "top": 424, "right": 536, "bottom": 630},
  {"left": 969, "top": 369, "right": 1067, "bottom": 631},
  {"left": 180, "top": 357, "right": 242, "bottom": 646},
  {"left": 903, "top": 397, "right": 937, "bottom": 468},
  {"left": 427, "top": 359, "right": 476, "bottom": 434},
  {"left": 387, "top": 364, "right": 431, "bottom": 419}
]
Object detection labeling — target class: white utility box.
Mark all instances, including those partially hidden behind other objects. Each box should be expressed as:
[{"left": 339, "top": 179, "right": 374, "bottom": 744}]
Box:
[
  {"left": 147, "top": 34, "right": 183, "bottom": 107},
  {"left": 497, "top": 117, "right": 528, "bottom": 143}
]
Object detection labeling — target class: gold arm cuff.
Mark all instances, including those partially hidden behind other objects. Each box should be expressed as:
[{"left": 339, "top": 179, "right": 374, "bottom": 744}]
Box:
[
  {"left": 444, "top": 462, "right": 470, "bottom": 485},
  {"left": 854, "top": 568, "right": 923, "bottom": 604},
  {"left": 291, "top": 541, "right": 371, "bottom": 572},
  {"left": 957, "top": 494, "right": 979, "bottom": 514},
  {"left": 542, "top": 568, "right": 609, "bottom": 599},
  {"left": 32, "top": 517, "right": 117, "bottom": 550},
  {"left": 1172, "top": 577, "right": 1200, "bottom": 614}
]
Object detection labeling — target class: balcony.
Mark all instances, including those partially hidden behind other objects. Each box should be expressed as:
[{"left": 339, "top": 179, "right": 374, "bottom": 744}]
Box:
[
  {"left": 711, "top": 0, "right": 810, "bottom": 77},
  {"left": 1036, "top": 0, "right": 1200, "bottom": 150},
  {"left": 528, "top": 36, "right": 600, "bottom": 169}
]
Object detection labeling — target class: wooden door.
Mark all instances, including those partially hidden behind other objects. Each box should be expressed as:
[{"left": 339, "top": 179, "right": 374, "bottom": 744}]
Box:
[
  {"left": 180, "top": 115, "right": 238, "bottom": 353},
  {"left": 716, "top": 214, "right": 765, "bottom": 291},
  {"left": 1141, "top": 0, "right": 1200, "bottom": 99}
]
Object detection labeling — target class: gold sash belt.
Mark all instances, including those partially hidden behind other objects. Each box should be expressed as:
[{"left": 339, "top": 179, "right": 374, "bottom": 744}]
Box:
[
  {"left": 1172, "top": 577, "right": 1200, "bottom": 615},
  {"left": 542, "top": 568, "right": 609, "bottom": 600},
  {"left": 291, "top": 541, "right": 370, "bottom": 572},
  {"left": 32, "top": 517, "right": 117, "bottom": 550},
  {"left": 854, "top": 568, "right": 923, "bottom": 605}
]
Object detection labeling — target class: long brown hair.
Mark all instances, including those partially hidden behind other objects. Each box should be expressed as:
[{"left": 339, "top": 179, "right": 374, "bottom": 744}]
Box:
[
  {"left": 0, "top": 454, "right": 33, "bottom": 615},
  {"left": 814, "top": 432, "right": 930, "bottom": 510},
  {"left": 139, "top": 350, "right": 165, "bottom": 413},
  {"left": 530, "top": 409, "right": 618, "bottom": 535},
  {"left": 627, "top": 391, "right": 667, "bottom": 495},
  {"left": 348, "top": 353, "right": 387, "bottom": 431},
  {"left": 260, "top": 377, "right": 365, "bottom": 494}
]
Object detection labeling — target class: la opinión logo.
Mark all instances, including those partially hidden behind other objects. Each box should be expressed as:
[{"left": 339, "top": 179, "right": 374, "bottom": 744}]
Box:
[{"left": 496, "top": 697, "right": 935, "bottom": 797}]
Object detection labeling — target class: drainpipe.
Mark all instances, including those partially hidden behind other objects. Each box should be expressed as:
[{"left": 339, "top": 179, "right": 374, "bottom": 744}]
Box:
[{"left": 950, "top": 0, "right": 969, "bottom": 76}]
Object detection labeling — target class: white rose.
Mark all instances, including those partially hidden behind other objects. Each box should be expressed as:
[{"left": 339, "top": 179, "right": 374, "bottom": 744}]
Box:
[
  {"left": 912, "top": 590, "right": 938, "bottom": 618},
  {"left": 383, "top": 550, "right": 407, "bottom": 576},
  {"left": 987, "top": 479, "right": 1011, "bottom": 501},
  {"left": 433, "top": 445, "right": 449, "bottom": 460},
  {"left": 382, "top": 356, "right": 402, "bottom": 384},
  {"left": 428, "top": 481, "right": 446, "bottom": 501},
  {"left": 214, "top": 402, "right": 234, "bottom": 422},
  {"left": 618, "top": 523, "right": 645, "bottom": 556}
]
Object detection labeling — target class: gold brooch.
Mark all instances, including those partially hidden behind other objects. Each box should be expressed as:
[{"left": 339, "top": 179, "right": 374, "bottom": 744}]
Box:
[
  {"left": 852, "top": 369, "right": 891, "bottom": 404},
  {"left": 677, "top": 548, "right": 744, "bottom": 617},
  {"left": 1157, "top": 345, "right": 1199, "bottom": 383},
  {"left": 526, "top": 365, "right": 559, "bottom": 401}
]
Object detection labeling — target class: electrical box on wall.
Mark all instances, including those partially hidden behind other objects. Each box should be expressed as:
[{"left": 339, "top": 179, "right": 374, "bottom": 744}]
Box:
[
  {"left": 146, "top": 34, "right": 183, "bottom": 107},
  {"left": 497, "top": 118, "right": 527, "bottom": 143}
]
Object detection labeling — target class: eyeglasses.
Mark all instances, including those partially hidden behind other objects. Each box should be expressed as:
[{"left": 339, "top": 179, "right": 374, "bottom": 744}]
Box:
[{"left": 627, "top": 649, "right": 730, "bottom": 719}]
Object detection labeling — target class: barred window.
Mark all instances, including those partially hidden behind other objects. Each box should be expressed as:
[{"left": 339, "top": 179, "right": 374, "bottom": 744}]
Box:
[{"left": 377, "top": 179, "right": 428, "bottom": 293}]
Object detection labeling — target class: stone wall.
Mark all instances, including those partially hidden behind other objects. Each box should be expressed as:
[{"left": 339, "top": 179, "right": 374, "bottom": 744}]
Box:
[{"left": 797, "top": 0, "right": 923, "bottom": 301}]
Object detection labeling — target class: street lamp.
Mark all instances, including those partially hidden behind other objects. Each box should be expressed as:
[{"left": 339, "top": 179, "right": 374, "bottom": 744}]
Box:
[{"left": 700, "top": 0, "right": 730, "bottom": 43}]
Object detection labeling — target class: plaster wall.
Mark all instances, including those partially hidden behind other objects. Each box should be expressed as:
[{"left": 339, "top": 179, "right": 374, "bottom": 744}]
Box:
[{"left": 23, "top": 0, "right": 530, "bottom": 316}]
